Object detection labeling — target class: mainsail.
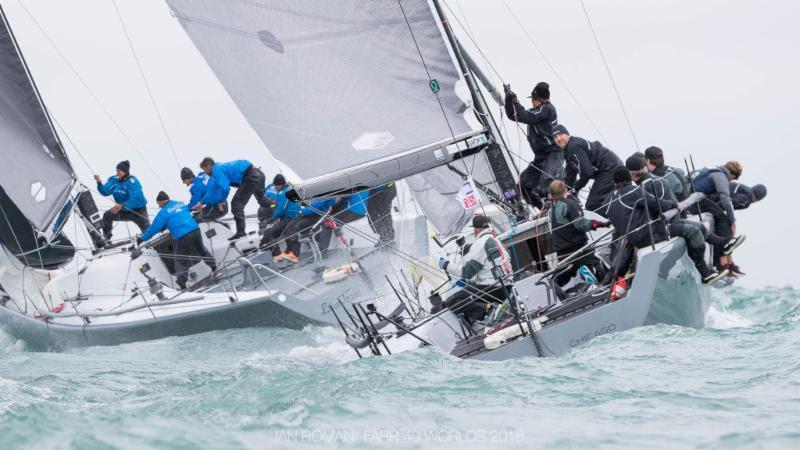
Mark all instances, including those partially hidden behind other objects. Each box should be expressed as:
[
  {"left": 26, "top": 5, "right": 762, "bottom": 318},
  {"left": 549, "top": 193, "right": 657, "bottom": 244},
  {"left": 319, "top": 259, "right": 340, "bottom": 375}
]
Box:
[
  {"left": 0, "top": 6, "right": 75, "bottom": 233},
  {"left": 166, "top": 0, "right": 483, "bottom": 198}
]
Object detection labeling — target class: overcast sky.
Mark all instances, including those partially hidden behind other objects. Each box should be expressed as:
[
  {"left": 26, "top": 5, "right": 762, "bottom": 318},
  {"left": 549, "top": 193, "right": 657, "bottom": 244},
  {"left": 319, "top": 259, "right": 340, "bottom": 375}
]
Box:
[{"left": 4, "top": 0, "right": 797, "bottom": 288}]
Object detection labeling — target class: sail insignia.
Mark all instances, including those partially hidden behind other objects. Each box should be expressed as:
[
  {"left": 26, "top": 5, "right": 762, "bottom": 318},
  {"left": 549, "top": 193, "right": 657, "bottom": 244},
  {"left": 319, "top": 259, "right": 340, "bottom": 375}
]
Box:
[{"left": 257, "top": 30, "right": 284, "bottom": 53}]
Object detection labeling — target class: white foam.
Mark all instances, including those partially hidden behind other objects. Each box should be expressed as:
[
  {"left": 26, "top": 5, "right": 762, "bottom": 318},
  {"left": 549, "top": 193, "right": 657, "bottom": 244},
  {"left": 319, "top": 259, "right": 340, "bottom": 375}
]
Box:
[{"left": 705, "top": 305, "right": 753, "bottom": 329}]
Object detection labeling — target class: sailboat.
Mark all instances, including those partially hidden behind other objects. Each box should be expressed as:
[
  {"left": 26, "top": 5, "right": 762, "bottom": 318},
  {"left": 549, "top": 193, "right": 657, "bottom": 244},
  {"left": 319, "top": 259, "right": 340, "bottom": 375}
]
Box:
[
  {"left": 158, "top": 0, "right": 720, "bottom": 360},
  {"left": 0, "top": 0, "right": 508, "bottom": 350}
]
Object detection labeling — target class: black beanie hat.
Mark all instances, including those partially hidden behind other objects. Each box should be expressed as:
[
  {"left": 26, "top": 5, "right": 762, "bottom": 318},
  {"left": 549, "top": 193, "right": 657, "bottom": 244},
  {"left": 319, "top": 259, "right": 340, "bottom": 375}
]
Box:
[
  {"left": 156, "top": 191, "right": 169, "bottom": 202},
  {"left": 116, "top": 160, "right": 130, "bottom": 174},
  {"left": 472, "top": 214, "right": 490, "bottom": 229},
  {"left": 752, "top": 184, "right": 767, "bottom": 200},
  {"left": 613, "top": 166, "right": 632, "bottom": 184},
  {"left": 552, "top": 124, "right": 569, "bottom": 136},
  {"left": 180, "top": 167, "right": 194, "bottom": 181},
  {"left": 273, "top": 174, "right": 286, "bottom": 186},
  {"left": 625, "top": 155, "right": 645, "bottom": 171},
  {"left": 529, "top": 81, "right": 550, "bottom": 100}
]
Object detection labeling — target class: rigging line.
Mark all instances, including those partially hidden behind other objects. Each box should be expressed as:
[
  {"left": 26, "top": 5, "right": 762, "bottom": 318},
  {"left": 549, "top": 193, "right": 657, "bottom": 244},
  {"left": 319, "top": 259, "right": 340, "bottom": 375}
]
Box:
[
  {"left": 110, "top": 0, "right": 181, "bottom": 170},
  {"left": 577, "top": 0, "right": 640, "bottom": 151},
  {"left": 500, "top": 0, "right": 608, "bottom": 143},
  {"left": 395, "top": 0, "right": 491, "bottom": 217},
  {"left": 51, "top": 115, "right": 95, "bottom": 174},
  {"left": 12, "top": 0, "right": 168, "bottom": 189}
]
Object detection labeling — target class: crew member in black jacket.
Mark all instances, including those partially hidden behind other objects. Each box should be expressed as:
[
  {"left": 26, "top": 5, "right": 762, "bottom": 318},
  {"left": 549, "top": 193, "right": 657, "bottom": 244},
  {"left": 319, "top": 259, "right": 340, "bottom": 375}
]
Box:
[
  {"left": 604, "top": 159, "right": 727, "bottom": 287},
  {"left": 553, "top": 124, "right": 622, "bottom": 215},
  {"left": 545, "top": 180, "right": 609, "bottom": 289},
  {"left": 504, "top": 81, "right": 562, "bottom": 209}
]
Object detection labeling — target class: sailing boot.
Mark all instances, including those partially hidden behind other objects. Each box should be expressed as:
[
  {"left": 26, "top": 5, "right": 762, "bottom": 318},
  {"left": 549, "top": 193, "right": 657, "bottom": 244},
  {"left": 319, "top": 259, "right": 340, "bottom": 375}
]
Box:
[
  {"left": 701, "top": 266, "right": 729, "bottom": 286},
  {"left": 722, "top": 235, "right": 746, "bottom": 255},
  {"left": 229, "top": 217, "right": 247, "bottom": 241}
]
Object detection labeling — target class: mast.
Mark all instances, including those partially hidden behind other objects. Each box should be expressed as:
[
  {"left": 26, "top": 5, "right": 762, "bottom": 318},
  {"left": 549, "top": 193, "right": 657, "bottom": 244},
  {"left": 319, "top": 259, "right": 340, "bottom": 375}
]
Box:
[{"left": 430, "top": 0, "right": 520, "bottom": 203}]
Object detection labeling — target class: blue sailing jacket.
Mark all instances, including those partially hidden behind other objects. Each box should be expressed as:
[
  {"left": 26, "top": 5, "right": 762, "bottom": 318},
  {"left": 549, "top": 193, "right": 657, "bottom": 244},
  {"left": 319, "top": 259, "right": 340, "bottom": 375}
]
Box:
[
  {"left": 200, "top": 160, "right": 252, "bottom": 206},
  {"left": 141, "top": 200, "right": 198, "bottom": 241},
  {"left": 301, "top": 198, "right": 336, "bottom": 217},
  {"left": 271, "top": 186, "right": 301, "bottom": 220},
  {"left": 345, "top": 191, "right": 369, "bottom": 216},
  {"left": 97, "top": 175, "right": 147, "bottom": 210},
  {"left": 187, "top": 172, "right": 210, "bottom": 209}
]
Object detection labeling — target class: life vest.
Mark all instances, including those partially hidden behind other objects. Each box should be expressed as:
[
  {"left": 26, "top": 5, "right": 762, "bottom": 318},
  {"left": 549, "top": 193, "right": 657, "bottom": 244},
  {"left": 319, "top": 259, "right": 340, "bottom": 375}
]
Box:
[{"left": 691, "top": 167, "right": 723, "bottom": 195}]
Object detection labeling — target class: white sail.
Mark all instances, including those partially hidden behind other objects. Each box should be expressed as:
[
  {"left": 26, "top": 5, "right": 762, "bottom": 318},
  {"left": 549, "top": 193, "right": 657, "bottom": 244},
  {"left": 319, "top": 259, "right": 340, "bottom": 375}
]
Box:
[{"left": 166, "top": 0, "right": 483, "bottom": 198}]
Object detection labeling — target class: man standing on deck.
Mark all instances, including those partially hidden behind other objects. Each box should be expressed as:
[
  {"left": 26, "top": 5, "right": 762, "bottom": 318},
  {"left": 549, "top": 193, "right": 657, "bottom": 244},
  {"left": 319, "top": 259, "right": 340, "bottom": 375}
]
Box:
[
  {"left": 95, "top": 160, "right": 149, "bottom": 242},
  {"left": 553, "top": 125, "right": 622, "bottom": 215},
  {"left": 181, "top": 167, "right": 227, "bottom": 222},
  {"left": 193, "top": 157, "right": 269, "bottom": 240},
  {"left": 138, "top": 191, "right": 216, "bottom": 290},
  {"left": 504, "top": 81, "right": 563, "bottom": 209}
]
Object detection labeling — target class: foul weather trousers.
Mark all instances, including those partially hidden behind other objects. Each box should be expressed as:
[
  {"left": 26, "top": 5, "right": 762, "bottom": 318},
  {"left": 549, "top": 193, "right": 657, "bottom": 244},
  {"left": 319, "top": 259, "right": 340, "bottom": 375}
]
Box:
[
  {"left": 231, "top": 166, "right": 268, "bottom": 234},
  {"left": 174, "top": 229, "right": 216, "bottom": 289},
  {"left": 102, "top": 206, "right": 150, "bottom": 239}
]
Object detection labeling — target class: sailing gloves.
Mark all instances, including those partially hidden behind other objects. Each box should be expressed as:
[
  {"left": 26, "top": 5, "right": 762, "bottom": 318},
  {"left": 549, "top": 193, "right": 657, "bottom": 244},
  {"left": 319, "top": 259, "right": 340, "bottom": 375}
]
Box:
[
  {"left": 590, "top": 220, "right": 611, "bottom": 230},
  {"left": 503, "top": 84, "right": 517, "bottom": 102}
]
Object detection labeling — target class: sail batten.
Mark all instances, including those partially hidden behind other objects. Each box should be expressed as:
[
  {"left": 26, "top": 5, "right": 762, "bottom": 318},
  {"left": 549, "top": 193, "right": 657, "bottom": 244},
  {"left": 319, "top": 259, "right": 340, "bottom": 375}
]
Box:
[{"left": 167, "top": 0, "right": 478, "bottom": 193}]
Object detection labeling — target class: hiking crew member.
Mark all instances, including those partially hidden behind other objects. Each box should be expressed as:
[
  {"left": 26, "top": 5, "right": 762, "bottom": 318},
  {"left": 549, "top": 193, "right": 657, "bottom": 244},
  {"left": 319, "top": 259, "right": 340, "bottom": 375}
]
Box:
[
  {"left": 545, "top": 180, "right": 609, "bottom": 289},
  {"left": 436, "top": 215, "right": 510, "bottom": 324},
  {"left": 606, "top": 158, "right": 727, "bottom": 286},
  {"left": 195, "top": 158, "right": 269, "bottom": 240},
  {"left": 366, "top": 182, "right": 397, "bottom": 246},
  {"left": 276, "top": 198, "right": 336, "bottom": 264},
  {"left": 181, "top": 167, "right": 227, "bottom": 222},
  {"left": 95, "top": 160, "right": 149, "bottom": 241},
  {"left": 138, "top": 191, "right": 216, "bottom": 289},
  {"left": 643, "top": 146, "right": 690, "bottom": 202},
  {"left": 504, "top": 81, "right": 562, "bottom": 208},
  {"left": 730, "top": 182, "right": 767, "bottom": 210},
  {"left": 259, "top": 175, "right": 301, "bottom": 256},
  {"left": 691, "top": 161, "right": 743, "bottom": 273},
  {"left": 553, "top": 125, "right": 623, "bottom": 215}
]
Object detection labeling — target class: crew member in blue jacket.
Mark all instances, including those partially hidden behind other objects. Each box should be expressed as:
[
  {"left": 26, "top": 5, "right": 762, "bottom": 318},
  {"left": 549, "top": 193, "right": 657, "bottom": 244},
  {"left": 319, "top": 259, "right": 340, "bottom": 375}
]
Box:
[
  {"left": 95, "top": 160, "right": 149, "bottom": 241},
  {"left": 259, "top": 174, "right": 301, "bottom": 256},
  {"left": 138, "top": 191, "right": 216, "bottom": 289},
  {"left": 274, "top": 197, "right": 336, "bottom": 264},
  {"left": 257, "top": 177, "right": 281, "bottom": 231},
  {"left": 331, "top": 191, "right": 369, "bottom": 223},
  {"left": 193, "top": 157, "right": 269, "bottom": 240},
  {"left": 181, "top": 167, "right": 227, "bottom": 222}
]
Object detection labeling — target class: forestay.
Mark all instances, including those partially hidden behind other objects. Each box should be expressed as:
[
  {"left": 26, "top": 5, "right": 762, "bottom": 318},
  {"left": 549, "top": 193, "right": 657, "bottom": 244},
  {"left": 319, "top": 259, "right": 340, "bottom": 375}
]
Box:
[
  {"left": 166, "top": 0, "right": 482, "bottom": 198},
  {"left": 0, "top": 7, "right": 75, "bottom": 233}
]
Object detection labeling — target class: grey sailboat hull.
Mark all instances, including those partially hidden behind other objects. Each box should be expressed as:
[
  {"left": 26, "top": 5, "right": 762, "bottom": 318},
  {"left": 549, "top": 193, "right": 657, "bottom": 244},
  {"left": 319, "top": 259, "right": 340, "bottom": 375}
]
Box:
[
  {"left": 472, "top": 238, "right": 709, "bottom": 360},
  {"left": 0, "top": 293, "right": 326, "bottom": 352}
]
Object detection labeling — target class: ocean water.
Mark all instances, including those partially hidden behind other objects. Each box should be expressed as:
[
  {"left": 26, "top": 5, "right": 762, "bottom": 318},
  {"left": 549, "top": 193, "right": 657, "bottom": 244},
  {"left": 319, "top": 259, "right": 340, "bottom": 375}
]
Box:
[{"left": 0, "top": 286, "right": 797, "bottom": 449}]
